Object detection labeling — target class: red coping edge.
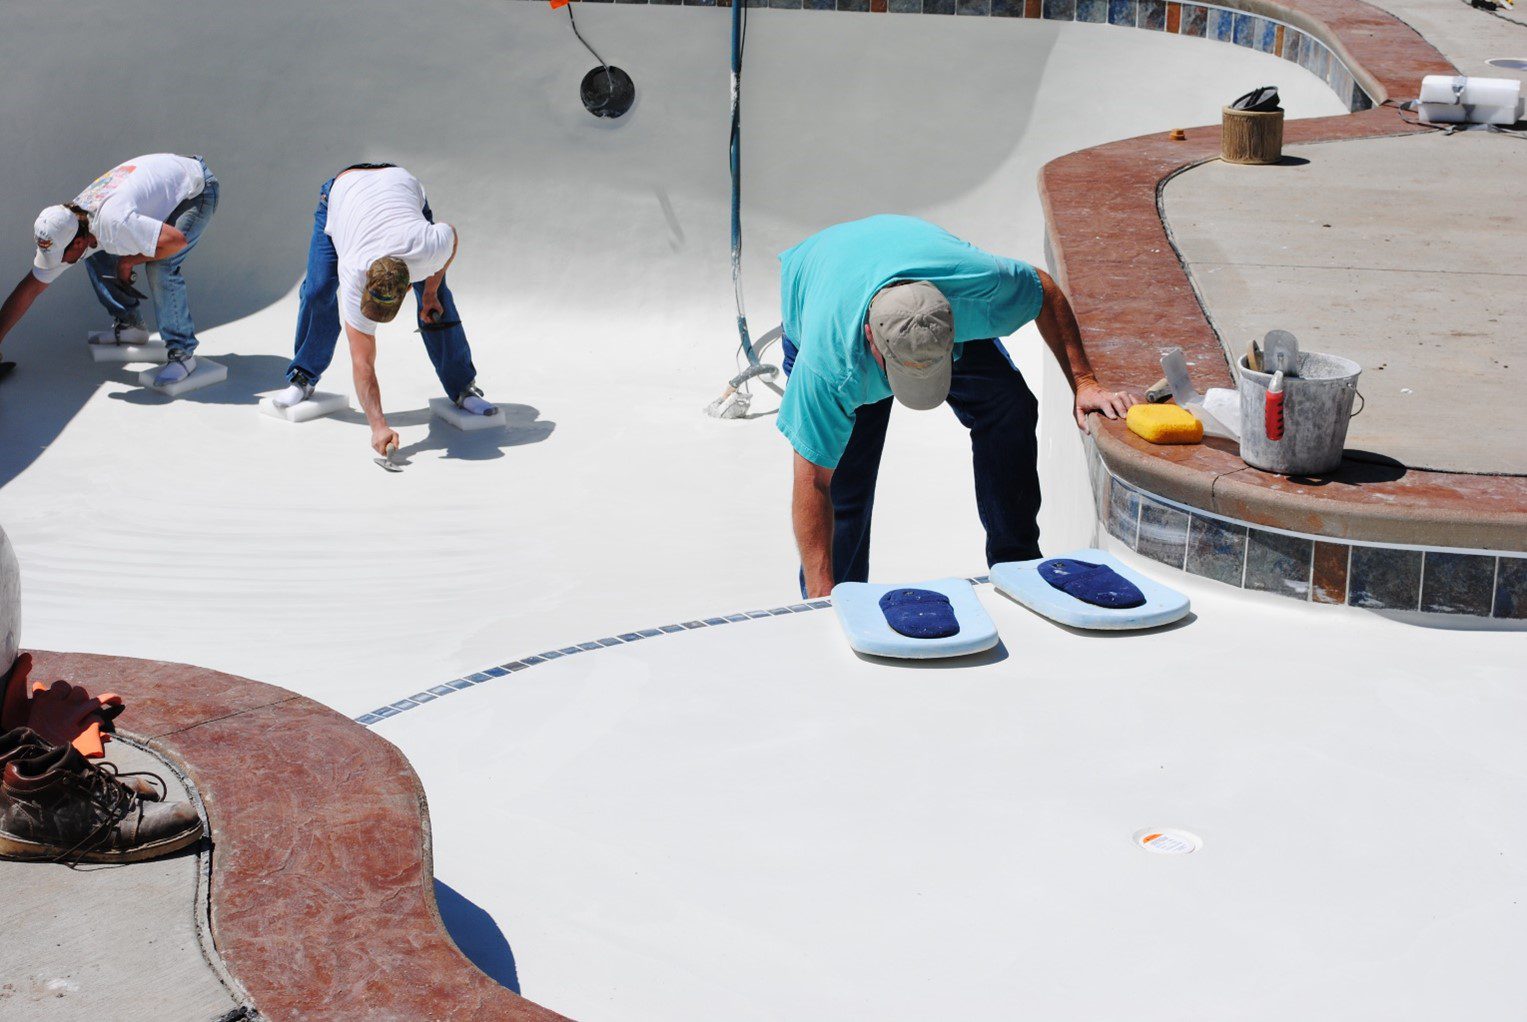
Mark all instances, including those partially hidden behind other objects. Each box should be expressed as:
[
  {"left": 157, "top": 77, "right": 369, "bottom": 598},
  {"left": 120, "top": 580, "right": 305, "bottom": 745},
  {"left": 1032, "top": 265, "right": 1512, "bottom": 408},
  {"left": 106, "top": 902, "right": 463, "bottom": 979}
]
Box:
[
  {"left": 1040, "top": 0, "right": 1527, "bottom": 551},
  {"left": 28, "top": 650, "right": 571, "bottom": 1022}
]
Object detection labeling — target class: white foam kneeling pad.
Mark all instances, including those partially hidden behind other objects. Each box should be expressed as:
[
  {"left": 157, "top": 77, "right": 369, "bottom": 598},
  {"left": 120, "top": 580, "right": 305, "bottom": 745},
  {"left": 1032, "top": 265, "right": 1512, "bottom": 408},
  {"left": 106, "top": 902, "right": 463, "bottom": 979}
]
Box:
[
  {"left": 88, "top": 339, "right": 168, "bottom": 364},
  {"left": 258, "top": 391, "right": 350, "bottom": 423},
  {"left": 136, "top": 359, "right": 227, "bottom": 397},
  {"left": 429, "top": 397, "right": 505, "bottom": 432}
]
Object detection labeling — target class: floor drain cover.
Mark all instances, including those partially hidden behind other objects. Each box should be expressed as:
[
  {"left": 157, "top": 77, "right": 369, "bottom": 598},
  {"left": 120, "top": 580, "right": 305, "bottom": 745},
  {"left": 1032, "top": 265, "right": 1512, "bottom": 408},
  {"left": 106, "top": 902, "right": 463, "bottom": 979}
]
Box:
[{"left": 1133, "top": 828, "right": 1202, "bottom": 854}]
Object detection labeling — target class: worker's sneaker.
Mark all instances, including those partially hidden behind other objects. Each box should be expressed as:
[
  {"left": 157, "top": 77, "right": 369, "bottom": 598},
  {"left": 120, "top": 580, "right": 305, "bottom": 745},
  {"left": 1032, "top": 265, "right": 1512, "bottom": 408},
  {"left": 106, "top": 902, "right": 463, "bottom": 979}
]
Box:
[
  {"left": 152, "top": 351, "right": 197, "bottom": 387},
  {"left": 273, "top": 370, "right": 316, "bottom": 409},
  {"left": 455, "top": 383, "right": 498, "bottom": 416},
  {"left": 0, "top": 742, "right": 201, "bottom": 864},
  {"left": 87, "top": 319, "right": 150, "bottom": 346}
]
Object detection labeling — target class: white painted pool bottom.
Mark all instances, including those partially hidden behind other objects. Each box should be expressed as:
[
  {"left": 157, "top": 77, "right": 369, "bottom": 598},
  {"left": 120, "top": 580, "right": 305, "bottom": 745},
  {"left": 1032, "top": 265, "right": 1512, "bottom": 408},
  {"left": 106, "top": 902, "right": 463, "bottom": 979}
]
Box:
[
  {"left": 388, "top": 556, "right": 1527, "bottom": 1020},
  {"left": 0, "top": 3, "right": 1347, "bottom": 714}
]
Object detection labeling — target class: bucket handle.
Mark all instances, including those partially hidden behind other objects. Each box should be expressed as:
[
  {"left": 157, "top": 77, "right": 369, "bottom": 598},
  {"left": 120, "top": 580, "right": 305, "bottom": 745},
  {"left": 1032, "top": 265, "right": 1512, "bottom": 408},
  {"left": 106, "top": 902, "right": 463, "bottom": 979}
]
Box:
[{"left": 1350, "top": 388, "right": 1365, "bottom": 418}]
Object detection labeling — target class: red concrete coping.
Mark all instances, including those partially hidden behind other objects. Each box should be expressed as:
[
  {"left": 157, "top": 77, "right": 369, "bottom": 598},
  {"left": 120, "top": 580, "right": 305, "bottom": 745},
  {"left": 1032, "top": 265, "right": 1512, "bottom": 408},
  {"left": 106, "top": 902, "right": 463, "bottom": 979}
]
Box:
[
  {"left": 1040, "top": 1, "right": 1527, "bottom": 551},
  {"left": 27, "top": 650, "right": 570, "bottom": 1022}
]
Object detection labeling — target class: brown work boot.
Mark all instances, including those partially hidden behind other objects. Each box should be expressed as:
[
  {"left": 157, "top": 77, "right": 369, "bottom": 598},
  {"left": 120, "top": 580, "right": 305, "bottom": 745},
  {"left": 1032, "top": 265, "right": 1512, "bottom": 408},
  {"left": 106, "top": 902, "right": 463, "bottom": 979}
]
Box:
[
  {"left": 0, "top": 742, "right": 202, "bottom": 864},
  {"left": 0, "top": 726, "right": 49, "bottom": 767},
  {"left": 0, "top": 727, "right": 161, "bottom": 801}
]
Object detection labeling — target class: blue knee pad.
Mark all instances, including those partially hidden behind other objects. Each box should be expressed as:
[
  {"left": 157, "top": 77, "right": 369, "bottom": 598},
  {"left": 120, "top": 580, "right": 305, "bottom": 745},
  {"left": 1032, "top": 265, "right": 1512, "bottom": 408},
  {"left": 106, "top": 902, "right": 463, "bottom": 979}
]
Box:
[
  {"left": 879, "top": 588, "right": 961, "bottom": 639},
  {"left": 1037, "top": 559, "right": 1146, "bottom": 609}
]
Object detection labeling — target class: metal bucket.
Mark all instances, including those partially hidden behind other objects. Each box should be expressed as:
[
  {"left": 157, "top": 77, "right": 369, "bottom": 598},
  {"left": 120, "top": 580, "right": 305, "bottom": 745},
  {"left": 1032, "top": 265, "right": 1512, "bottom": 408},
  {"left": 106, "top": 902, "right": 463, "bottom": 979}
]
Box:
[{"left": 1237, "top": 352, "right": 1363, "bottom": 475}]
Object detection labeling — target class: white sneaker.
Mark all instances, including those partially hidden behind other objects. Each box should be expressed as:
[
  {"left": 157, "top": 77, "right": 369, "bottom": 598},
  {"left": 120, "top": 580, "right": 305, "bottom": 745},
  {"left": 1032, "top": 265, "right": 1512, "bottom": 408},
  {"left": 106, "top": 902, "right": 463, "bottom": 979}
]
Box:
[
  {"left": 458, "top": 393, "right": 498, "bottom": 416},
  {"left": 153, "top": 354, "right": 196, "bottom": 387},
  {"left": 88, "top": 322, "right": 150, "bottom": 346},
  {"left": 272, "top": 381, "right": 314, "bottom": 409}
]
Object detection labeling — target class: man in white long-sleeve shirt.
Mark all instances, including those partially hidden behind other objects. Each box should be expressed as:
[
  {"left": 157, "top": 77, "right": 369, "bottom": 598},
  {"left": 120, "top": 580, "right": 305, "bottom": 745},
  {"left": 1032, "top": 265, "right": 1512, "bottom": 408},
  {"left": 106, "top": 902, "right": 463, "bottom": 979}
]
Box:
[{"left": 0, "top": 153, "right": 219, "bottom": 386}]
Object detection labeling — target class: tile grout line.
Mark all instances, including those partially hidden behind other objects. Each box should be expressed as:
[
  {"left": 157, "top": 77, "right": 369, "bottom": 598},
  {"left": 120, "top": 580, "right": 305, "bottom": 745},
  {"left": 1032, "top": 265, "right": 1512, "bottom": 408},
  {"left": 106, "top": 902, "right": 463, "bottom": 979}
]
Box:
[
  {"left": 354, "top": 581, "right": 995, "bottom": 726},
  {"left": 1345, "top": 542, "right": 1353, "bottom": 606},
  {"left": 1418, "top": 550, "right": 1427, "bottom": 613},
  {"left": 1306, "top": 538, "right": 1315, "bottom": 602}
]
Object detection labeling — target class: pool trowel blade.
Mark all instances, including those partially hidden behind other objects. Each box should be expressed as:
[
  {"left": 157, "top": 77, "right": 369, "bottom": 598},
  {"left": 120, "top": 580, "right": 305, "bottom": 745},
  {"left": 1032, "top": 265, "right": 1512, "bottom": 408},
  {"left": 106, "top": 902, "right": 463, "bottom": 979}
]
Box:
[
  {"left": 1263, "top": 330, "right": 1300, "bottom": 376},
  {"left": 1160, "top": 348, "right": 1203, "bottom": 407},
  {"left": 374, "top": 441, "right": 403, "bottom": 474}
]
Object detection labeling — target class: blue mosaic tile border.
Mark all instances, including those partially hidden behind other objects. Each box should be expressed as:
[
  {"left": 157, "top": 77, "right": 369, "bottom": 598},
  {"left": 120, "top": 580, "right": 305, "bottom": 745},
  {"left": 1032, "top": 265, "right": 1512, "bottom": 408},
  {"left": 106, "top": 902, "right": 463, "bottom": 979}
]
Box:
[
  {"left": 1085, "top": 437, "right": 1527, "bottom": 619},
  {"left": 354, "top": 580, "right": 993, "bottom": 725},
  {"left": 547, "top": 0, "right": 1372, "bottom": 111}
]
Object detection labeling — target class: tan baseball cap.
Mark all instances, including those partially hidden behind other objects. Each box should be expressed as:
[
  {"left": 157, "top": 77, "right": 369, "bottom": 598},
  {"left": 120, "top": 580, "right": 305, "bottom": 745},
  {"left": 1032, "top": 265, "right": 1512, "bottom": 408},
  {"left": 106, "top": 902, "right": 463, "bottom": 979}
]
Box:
[
  {"left": 361, "top": 257, "right": 410, "bottom": 324},
  {"left": 867, "top": 281, "right": 954, "bottom": 410}
]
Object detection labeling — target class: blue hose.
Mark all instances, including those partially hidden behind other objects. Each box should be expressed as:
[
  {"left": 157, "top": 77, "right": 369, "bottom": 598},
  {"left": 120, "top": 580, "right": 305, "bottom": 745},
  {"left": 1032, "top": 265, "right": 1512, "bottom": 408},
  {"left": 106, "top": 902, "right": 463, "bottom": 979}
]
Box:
[{"left": 730, "top": 0, "right": 760, "bottom": 370}]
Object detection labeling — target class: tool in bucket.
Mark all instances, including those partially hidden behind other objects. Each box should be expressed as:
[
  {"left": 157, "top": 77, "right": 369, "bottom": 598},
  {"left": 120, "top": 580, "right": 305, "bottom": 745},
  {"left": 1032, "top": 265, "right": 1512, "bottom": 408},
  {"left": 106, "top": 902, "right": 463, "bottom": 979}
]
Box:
[{"left": 1261, "top": 330, "right": 1299, "bottom": 442}]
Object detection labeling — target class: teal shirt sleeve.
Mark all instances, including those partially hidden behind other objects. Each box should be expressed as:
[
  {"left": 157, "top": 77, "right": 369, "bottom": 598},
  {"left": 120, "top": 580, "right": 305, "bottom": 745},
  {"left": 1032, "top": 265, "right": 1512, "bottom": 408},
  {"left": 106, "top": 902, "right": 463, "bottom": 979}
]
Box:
[
  {"left": 992, "top": 258, "right": 1045, "bottom": 335},
  {"left": 776, "top": 363, "right": 856, "bottom": 469}
]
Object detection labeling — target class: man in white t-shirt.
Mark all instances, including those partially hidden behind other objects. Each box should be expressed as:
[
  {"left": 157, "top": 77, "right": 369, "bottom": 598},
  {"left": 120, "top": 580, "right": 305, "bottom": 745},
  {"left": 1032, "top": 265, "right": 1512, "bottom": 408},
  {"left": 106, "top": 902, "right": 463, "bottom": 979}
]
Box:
[
  {"left": 274, "top": 163, "right": 497, "bottom": 454},
  {"left": 0, "top": 154, "right": 219, "bottom": 386}
]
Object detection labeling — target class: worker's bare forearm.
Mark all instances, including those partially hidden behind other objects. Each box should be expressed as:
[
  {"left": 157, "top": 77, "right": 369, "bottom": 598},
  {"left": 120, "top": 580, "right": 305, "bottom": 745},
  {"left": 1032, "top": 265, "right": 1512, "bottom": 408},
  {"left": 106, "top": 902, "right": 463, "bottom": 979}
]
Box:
[
  {"left": 792, "top": 455, "right": 836, "bottom": 598},
  {"left": 346, "top": 326, "right": 386, "bottom": 427},
  {"left": 0, "top": 274, "right": 47, "bottom": 347},
  {"left": 353, "top": 365, "right": 385, "bottom": 427},
  {"left": 1035, "top": 269, "right": 1097, "bottom": 393}
]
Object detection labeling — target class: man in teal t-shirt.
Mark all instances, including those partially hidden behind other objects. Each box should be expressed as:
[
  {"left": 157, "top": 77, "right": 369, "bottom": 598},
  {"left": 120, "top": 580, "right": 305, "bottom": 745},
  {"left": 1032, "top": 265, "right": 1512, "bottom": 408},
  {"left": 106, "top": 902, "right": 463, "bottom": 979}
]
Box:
[{"left": 777, "top": 215, "right": 1137, "bottom": 598}]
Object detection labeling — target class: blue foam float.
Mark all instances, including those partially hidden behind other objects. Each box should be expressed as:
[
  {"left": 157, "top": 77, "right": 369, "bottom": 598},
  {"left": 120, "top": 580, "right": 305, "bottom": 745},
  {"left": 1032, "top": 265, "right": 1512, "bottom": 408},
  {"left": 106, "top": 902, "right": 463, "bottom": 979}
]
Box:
[
  {"left": 991, "top": 548, "right": 1190, "bottom": 631},
  {"left": 831, "top": 577, "right": 999, "bottom": 660}
]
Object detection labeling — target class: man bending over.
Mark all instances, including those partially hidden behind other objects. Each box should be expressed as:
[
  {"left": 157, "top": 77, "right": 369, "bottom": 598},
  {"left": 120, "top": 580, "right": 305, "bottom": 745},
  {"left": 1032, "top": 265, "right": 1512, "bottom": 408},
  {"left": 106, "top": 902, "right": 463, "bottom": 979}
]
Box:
[
  {"left": 274, "top": 163, "right": 497, "bottom": 453},
  {"left": 0, "top": 153, "right": 219, "bottom": 386},
  {"left": 778, "top": 215, "right": 1138, "bottom": 598}
]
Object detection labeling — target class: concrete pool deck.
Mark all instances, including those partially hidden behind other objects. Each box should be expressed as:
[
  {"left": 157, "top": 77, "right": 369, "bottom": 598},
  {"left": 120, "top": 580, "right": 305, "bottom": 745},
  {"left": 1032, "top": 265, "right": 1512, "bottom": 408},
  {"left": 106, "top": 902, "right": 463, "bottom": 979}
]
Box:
[
  {"left": 1161, "top": 130, "right": 1527, "bottom": 476},
  {"left": 9, "top": 650, "right": 567, "bottom": 1022},
  {"left": 1041, "top": 0, "right": 1527, "bottom": 561},
  {"left": 0, "top": 739, "right": 242, "bottom": 1021}
]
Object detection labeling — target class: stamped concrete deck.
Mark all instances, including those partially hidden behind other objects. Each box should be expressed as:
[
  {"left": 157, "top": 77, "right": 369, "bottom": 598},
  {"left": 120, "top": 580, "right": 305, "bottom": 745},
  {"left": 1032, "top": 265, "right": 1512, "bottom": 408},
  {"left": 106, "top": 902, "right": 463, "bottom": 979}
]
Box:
[
  {"left": 1162, "top": 129, "right": 1527, "bottom": 475},
  {"left": 1041, "top": 0, "right": 1527, "bottom": 551},
  {"left": 10, "top": 650, "right": 568, "bottom": 1022}
]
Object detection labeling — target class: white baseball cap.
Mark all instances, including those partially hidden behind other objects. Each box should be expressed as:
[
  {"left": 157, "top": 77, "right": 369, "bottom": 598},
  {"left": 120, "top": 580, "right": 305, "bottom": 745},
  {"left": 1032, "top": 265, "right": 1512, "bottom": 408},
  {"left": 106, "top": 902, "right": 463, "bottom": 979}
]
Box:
[{"left": 33, "top": 205, "right": 80, "bottom": 273}]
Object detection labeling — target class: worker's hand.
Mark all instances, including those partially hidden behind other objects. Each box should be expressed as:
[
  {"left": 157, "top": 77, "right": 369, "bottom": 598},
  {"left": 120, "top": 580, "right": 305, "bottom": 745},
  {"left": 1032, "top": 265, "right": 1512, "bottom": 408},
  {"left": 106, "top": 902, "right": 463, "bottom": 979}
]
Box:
[
  {"left": 115, "top": 260, "right": 135, "bottom": 285},
  {"left": 420, "top": 291, "right": 444, "bottom": 324},
  {"left": 371, "top": 424, "right": 400, "bottom": 457},
  {"left": 1074, "top": 381, "right": 1140, "bottom": 430}
]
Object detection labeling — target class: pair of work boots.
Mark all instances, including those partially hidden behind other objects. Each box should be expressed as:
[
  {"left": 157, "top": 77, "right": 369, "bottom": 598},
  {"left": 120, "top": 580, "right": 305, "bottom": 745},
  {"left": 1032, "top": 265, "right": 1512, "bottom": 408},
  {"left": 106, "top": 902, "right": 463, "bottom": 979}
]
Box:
[{"left": 0, "top": 728, "right": 203, "bottom": 865}]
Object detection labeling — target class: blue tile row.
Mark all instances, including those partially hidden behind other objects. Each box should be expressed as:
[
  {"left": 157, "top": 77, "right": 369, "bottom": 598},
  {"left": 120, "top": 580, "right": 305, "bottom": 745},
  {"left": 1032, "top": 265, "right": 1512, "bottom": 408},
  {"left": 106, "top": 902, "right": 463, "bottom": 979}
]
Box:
[
  {"left": 354, "top": 598, "right": 836, "bottom": 725},
  {"left": 540, "top": 0, "right": 1370, "bottom": 110},
  {"left": 1094, "top": 448, "right": 1527, "bottom": 619}
]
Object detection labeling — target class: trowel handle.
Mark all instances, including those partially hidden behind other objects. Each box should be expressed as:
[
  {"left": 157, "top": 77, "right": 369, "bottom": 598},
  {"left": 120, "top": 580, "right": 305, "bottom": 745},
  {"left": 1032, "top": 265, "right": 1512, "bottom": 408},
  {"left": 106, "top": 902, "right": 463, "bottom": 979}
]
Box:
[{"left": 1265, "top": 370, "right": 1285, "bottom": 441}]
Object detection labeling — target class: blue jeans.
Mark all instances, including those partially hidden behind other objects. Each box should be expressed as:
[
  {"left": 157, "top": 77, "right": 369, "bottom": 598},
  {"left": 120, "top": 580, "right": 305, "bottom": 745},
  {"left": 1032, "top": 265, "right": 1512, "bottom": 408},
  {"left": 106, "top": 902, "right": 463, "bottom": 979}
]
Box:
[
  {"left": 286, "top": 175, "right": 478, "bottom": 401},
  {"left": 782, "top": 335, "right": 1042, "bottom": 595},
  {"left": 84, "top": 157, "right": 219, "bottom": 357}
]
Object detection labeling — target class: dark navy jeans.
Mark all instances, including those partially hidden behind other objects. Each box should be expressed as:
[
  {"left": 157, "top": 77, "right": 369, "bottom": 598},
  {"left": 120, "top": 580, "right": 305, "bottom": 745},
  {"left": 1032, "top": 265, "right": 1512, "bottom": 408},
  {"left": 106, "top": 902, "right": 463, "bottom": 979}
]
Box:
[
  {"left": 286, "top": 174, "right": 477, "bottom": 401},
  {"left": 783, "top": 336, "right": 1042, "bottom": 595}
]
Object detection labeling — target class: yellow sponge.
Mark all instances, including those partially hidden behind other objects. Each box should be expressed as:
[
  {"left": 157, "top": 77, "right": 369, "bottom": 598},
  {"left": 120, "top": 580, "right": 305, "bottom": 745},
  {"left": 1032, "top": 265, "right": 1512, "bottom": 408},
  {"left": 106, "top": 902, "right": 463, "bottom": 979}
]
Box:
[{"left": 1126, "top": 403, "right": 1204, "bottom": 444}]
